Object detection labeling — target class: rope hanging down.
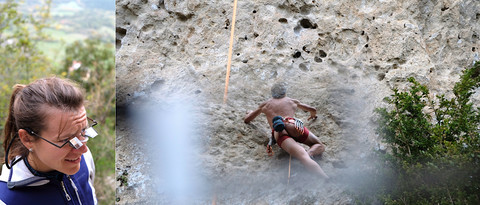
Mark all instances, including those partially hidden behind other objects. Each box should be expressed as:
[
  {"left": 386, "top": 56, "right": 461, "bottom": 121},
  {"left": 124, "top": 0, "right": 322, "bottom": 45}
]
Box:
[{"left": 223, "top": 0, "right": 238, "bottom": 103}]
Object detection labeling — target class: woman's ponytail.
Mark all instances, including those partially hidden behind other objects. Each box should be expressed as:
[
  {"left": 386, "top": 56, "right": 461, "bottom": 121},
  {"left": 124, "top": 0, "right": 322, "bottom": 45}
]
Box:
[{"left": 3, "top": 84, "right": 27, "bottom": 163}]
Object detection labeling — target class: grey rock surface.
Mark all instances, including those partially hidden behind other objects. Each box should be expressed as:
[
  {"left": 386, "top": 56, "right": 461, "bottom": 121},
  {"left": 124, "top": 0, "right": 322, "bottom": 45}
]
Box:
[{"left": 115, "top": 0, "right": 479, "bottom": 204}]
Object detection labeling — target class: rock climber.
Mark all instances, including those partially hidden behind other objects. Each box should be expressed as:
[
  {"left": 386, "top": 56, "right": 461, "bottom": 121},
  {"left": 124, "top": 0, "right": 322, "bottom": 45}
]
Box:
[{"left": 244, "top": 82, "right": 329, "bottom": 179}]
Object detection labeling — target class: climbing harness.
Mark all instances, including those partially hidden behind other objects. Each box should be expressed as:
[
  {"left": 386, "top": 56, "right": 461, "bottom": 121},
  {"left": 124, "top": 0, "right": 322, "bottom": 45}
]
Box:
[
  {"left": 284, "top": 117, "right": 305, "bottom": 136},
  {"left": 267, "top": 116, "right": 305, "bottom": 156}
]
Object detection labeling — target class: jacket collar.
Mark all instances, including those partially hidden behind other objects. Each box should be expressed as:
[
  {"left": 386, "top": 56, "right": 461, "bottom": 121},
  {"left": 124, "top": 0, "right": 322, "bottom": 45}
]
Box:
[{"left": 0, "top": 156, "right": 51, "bottom": 188}]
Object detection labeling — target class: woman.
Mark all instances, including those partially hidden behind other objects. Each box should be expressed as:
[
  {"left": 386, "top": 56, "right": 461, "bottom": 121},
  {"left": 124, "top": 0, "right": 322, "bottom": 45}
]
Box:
[{"left": 0, "top": 77, "right": 97, "bottom": 204}]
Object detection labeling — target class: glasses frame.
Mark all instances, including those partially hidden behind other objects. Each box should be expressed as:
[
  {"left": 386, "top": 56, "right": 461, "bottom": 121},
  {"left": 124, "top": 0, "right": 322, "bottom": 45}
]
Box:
[{"left": 24, "top": 117, "right": 98, "bottom": 149}]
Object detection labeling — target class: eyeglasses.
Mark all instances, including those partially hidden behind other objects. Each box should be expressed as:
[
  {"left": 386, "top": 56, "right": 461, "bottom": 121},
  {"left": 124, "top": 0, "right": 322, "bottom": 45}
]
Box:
[{"left": 24, "top": 117, "right": 98, "bottom": 149}]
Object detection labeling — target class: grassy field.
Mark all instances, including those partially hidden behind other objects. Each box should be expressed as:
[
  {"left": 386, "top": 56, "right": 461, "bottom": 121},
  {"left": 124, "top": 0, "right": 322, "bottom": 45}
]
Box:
[{"left": 39, "top": 3, "right": 115, "bottom": 67}]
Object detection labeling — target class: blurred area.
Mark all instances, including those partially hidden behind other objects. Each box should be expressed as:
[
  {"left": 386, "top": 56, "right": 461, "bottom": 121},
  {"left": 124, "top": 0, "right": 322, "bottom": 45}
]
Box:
[
  {"left": 130, "top": 97, "right": 210, "bottom": 204},
  {"left": 0, "top": 0, "right": 115, "bottom": 204}
]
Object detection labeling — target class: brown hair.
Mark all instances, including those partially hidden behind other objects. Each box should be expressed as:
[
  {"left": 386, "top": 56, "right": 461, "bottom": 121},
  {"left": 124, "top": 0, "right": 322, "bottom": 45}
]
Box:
[{"left": 3, "top": 77, "right": 85, "bottom": 162}]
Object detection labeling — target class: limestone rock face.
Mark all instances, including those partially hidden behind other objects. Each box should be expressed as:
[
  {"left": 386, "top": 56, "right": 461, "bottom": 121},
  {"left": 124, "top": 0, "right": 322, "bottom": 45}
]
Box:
[{"left": 115, "top": 0, "right": 479, "bottom": 203}]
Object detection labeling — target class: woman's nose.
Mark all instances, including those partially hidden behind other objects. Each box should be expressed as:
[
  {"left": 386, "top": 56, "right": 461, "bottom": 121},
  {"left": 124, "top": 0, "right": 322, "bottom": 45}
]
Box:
[{"left": 71, "top": 139, "right": 88, "bottom": 153}]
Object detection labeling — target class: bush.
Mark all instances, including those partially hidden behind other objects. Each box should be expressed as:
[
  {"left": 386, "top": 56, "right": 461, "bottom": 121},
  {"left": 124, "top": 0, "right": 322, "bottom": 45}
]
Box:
[{"left": 375, "top": 61, "right": 480, "bottom": 204}]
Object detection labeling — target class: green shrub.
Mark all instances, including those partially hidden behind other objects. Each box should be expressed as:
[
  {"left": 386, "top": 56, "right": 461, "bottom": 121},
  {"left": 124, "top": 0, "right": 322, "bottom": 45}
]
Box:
[{"left": 375, "top": 61, "right": 480, "bottom": 204}]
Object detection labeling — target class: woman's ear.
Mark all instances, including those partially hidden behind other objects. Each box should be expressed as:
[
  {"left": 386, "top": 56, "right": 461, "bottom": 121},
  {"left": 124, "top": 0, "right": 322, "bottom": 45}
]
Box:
[{"left": 18, "top": 129, "right": 35, "bottom": 149}]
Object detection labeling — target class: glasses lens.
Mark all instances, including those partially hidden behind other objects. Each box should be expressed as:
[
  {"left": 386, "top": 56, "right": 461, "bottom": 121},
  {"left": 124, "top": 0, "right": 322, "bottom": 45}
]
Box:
[
  {"left": 84, "top": 127, "right": 98, "bottom": 138},
  {"left": 69, "top": 137, "right": 84, "bottom": 149}
]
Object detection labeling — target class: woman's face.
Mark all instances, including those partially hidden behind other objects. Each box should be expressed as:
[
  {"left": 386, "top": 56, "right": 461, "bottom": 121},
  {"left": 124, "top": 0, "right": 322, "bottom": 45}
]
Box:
[{"left": 29, "top": 106, "right": 89, "bottom": 175}]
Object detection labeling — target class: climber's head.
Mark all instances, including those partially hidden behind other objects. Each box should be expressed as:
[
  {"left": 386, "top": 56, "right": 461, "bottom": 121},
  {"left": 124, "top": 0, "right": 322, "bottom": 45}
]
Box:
[{"left": 271, "top": 82, "right": 287, "bottom": 99}]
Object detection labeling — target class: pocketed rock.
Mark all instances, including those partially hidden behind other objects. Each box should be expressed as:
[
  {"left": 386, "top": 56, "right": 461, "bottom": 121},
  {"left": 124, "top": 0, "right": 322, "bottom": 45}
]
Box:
[{"left": 115, "top": 0, "right": 480, "bottom": 204}]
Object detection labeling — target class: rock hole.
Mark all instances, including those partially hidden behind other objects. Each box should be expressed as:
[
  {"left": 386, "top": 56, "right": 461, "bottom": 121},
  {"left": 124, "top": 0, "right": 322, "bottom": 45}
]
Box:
[
  {"left": 141, "top": 24, "right": 153, "bottom": 32},
  {"left": 299, "top": 19, "right": 315, "bottom": 29},
  {"left": 314, "top": 56, "right": 323, "bottom": 63},
  {"left": 116, "top": 39, "right": 122, "bottom": 50},
  {"left": 293, "top": 51, "right": 301, "bottom": 58},
  {"left": 365, "top": 44, "right": 368, "bottom": 48},
  {"left": 377, "top": 73, "right": 385, "bottom": 81},
  {"left": 116, "top": 27, "right": 127, "bottom": 38},
  {"left": 225, "top": 19, "right": 230, "bottom": 28},
  {"left": 151, "top": 79, "right": 165, "bottom": 90},
  {"left": 300, "top": 5, "right": 311, "bottom": 15},
  {"left": 242, "top": 59, "right": 248, "bottom": 63},
  {"left": 441, "top": 6, "right": 449, "bottom": 11},
  {"left": 372, "top": 16, "right": 375, "bottom": 20},
  {"left": 361, "top": 31, "right": 365, "bottom": 35},
  {"left": 318, "top": 50, "right": 327, "bottom": 58},
  {"left": 374, "top": 65, "right": 380, "bottom": 71},
  {"left": 253, "top": 32, "right": 259, "bottom": 38},
  {"left": 176, "top": 13, "right": 194, "bottom": 21},
  {"left": 302, "top": 46, "right": 310, "bottom": 53},
  {"left": 299, "top": 63, "right": 308, "bottom": 71},
  {"left": 392, "top": 64, "right": 398, "bottom": 69},
  {"left": 116, "top": 27, "right": 127, "bottom": 50},
  {"left": 252, "top": 10, "right": 257, "bottom": 13},
  {"left": 473, "top": 47, "right": 476, "bottom": 52},
  {"left": 278, "top": 18, "right": 288, "bottom": 23},
  {"left": 294, "top": 25, "right": 302, "bottom": 35}
]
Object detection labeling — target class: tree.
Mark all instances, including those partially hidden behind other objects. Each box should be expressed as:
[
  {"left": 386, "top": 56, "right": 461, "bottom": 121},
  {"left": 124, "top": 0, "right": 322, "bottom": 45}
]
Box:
[
  {"left": 0, "top": 0, "right": 51, "bottom": 160},
  {"left": 375, "top": 61, "right": 480, "bottom": 204}
]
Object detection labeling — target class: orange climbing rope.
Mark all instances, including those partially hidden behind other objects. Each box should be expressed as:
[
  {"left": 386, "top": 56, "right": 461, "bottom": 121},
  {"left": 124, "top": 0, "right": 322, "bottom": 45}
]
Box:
[{"left": 223, "top": 0, "right": 238, "bottom": 103}]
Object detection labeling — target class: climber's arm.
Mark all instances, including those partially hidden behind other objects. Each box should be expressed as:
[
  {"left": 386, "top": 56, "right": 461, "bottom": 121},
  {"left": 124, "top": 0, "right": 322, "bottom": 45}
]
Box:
[
  {"left": 293, "top": 99, "right": 317, "bottom": 120},
  {"left": 244, "top": 102, "right": 266, "bottom": 123}
]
